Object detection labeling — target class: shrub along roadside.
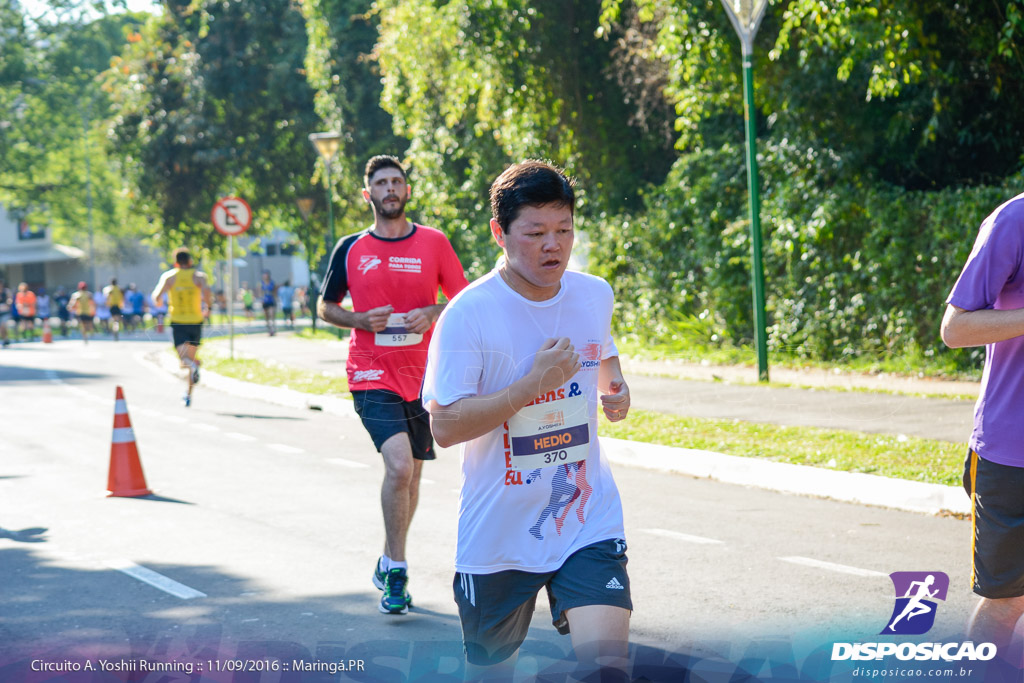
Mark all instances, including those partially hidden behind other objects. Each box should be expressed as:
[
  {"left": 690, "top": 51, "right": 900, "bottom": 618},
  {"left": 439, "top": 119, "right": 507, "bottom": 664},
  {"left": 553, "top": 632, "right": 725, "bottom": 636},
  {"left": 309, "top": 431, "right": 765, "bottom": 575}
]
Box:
[{"left": 587, "top": 139, "right": 1021, "bottom": 377}]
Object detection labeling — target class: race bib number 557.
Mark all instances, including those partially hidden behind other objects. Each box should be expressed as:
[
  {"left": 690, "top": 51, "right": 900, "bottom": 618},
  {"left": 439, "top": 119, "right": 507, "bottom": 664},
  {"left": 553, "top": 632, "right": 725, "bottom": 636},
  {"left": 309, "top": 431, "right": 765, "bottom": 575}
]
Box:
[{"left": 375, "top": 313, "right": 423, "bottom": 347}]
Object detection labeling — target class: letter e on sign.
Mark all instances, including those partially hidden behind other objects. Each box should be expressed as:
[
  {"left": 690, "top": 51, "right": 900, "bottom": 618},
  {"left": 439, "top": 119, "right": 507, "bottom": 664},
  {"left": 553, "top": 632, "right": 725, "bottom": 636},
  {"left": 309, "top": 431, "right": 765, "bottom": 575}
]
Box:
[{"left": 212, "top": 197, "right": 252, "bottom": 236}]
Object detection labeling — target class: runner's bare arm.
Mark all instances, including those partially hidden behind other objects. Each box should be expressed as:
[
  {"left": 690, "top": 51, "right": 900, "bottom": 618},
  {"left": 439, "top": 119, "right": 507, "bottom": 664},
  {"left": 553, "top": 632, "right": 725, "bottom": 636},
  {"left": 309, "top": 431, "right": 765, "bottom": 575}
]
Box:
[
  {"left": 151, "top": 273, "right": 173, "bottom": 302},
  {"left": 195, "top": 272, "right": 213, "bottom": 312},
  {"left": 940, "top": 303, "right": 1024, "bottom": 348},
  {"left": 598, "top": 355, "right": 630, "bottom": 422},
  {"left": 428, "top": 337, "right": 581, "bottom": 448},
  {"left": 317, "top": 296, "right": 394, "bottom": 333}
]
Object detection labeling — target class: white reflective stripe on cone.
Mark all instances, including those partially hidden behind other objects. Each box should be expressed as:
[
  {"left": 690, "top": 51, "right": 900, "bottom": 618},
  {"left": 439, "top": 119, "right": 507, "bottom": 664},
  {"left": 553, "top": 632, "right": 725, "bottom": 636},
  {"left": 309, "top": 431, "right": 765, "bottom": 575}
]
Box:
[
  {"left": 114, "top": 399, "right": 128, "bottom": 414},
  {"left": 112, "top": 427, "right": 136, "bottom": 444}
]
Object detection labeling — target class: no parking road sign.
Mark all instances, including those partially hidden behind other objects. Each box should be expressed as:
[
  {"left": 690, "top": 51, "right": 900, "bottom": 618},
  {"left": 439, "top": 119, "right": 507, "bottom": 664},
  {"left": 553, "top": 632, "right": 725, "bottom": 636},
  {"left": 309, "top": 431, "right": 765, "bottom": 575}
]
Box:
[{"left": 211, "top": 197, "right": 252, "bottom": 236}]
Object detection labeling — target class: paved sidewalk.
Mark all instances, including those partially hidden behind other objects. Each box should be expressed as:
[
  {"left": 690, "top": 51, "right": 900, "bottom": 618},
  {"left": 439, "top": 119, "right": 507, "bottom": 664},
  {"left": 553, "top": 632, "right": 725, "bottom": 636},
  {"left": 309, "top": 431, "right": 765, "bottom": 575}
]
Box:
[{"left": 190, "top": 326, "right": 975, "bottom": 516}]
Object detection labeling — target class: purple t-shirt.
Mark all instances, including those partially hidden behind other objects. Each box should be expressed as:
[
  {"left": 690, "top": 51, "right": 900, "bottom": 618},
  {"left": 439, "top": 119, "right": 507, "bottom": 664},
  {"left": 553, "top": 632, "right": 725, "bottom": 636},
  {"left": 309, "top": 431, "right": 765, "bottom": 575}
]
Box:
[{"left": 946, "top": 192, "right": 1024, "bottom": 467}]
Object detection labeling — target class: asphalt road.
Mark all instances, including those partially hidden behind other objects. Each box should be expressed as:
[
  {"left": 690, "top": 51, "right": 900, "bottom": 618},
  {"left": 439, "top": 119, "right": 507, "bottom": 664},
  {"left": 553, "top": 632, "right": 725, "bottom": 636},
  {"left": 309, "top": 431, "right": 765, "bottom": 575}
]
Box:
[{"left": 0, "top": 339, "right": 984, "bottom": 682}]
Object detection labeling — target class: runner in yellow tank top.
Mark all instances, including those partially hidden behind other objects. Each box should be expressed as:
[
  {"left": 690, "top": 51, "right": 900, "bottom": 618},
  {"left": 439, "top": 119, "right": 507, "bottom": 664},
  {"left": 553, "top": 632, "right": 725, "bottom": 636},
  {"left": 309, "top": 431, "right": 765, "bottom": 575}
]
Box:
[
  {"left": 103, "top": 278, "right": 125, "bottom": 341},
  {"left": 67, "top": 281, "right": 96, "bottom": 344},
  {"left": 168, "top": 268, "right": 204, "bottom": 324},
  {"left": 152, "top": 248, "right": 212, "bottom": 406}
]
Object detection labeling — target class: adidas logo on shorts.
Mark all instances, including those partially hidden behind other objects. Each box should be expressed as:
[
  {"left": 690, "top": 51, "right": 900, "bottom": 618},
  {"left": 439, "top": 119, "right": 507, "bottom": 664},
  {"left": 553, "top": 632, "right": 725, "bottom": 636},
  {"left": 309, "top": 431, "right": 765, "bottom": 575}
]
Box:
[{"left": 606, "top": 577, "right": 625, "bottom": 590}]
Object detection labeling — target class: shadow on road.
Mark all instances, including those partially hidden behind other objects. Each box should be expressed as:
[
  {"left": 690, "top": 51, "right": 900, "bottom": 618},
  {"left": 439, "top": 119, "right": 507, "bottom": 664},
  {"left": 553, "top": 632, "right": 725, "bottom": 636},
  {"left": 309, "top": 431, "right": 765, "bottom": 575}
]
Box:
[
  {"left": 0, "top": 365, "right": 106, "bottom": 383},
  {"left": 0, "top": 543, "right": 770, "bottom": 682},
  {"left": 0, "top": 526, "right": 47, "bottom": 543},
  {"left": 216, "top": 413, "right": 306, "bottom": 421}
]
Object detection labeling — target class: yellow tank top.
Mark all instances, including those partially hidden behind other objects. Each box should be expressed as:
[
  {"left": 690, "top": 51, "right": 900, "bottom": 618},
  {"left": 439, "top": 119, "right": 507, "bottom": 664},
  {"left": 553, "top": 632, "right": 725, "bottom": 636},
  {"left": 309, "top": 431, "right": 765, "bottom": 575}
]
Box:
[
  {"left": 106, "top": 285, "right": 124, "bottom": 307},
  {"left": 169, "top": 268, "right": 203, "bottom": 324},
  {"left": 73, "top": 292, "right": 92, "bottom": 315}
]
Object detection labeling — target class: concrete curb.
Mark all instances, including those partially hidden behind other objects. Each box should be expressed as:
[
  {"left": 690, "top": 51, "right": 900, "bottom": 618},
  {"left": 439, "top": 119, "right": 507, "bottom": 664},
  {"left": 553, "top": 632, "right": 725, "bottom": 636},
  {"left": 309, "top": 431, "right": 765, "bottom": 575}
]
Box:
[
  {"left": 601, "top": 438, "right": 970, "bottom": 517},
  {"left": 150, "top": 350, "right": 969, "bottom": 517},
  {"left": 151, "top": 349, "right": 356, "bottom": 418}
]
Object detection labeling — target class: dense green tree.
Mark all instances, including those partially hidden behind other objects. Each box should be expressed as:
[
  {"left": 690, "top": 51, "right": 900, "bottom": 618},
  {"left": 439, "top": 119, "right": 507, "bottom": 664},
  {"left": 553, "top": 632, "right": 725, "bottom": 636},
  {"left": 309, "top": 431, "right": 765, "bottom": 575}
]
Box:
[
  {"left": 106, "top": 0, "right": 326, "bottom": 258},
  {"left": 0, "top": 2, "right": 149, "bottom": 267},
  {"left": 373, "top": 0, "right": 677, "bottom": 275},
  {"left": 592, "top": 0, "right": 1024, "bottom": 369},
  {"left": 297, "top": 0, "right": 405, "bottom": 247}
]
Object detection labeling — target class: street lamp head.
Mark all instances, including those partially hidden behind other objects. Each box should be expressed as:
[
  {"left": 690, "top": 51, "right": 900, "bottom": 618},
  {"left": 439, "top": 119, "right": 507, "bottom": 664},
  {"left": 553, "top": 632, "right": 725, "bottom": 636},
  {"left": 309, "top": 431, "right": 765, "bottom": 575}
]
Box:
[
  {"left": 720, "top": 0, "right": 769, "bottom": 52},
  {"left": 308, "top": 132, "right": 342, "bottom": 162},
  {"left": 296, "top": 197, "right": 315, "bottom": 221}
]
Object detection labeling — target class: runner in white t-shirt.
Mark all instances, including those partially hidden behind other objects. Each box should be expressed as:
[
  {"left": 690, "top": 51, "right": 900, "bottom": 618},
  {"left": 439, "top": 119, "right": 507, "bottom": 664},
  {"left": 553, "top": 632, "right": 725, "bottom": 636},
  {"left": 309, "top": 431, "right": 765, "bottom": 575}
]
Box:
[{"left": 422, "top": 161, "right": 633, "bottom": 681}]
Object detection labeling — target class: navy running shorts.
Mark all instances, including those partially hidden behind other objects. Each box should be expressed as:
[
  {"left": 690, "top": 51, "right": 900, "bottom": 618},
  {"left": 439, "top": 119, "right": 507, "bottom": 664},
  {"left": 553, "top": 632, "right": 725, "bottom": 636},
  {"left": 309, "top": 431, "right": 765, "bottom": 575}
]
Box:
[
  {"left": 352, "top": 389, "right": 435, "bottom": 460},
  {"left": 963, "top": 449, "right": 1024, "bottom": 599},
  {"left": 171, "top": 323, "right": 203, "bottom": 348},
  {"left": 453, "top": 538, "right": 632, "bottom": 666}
]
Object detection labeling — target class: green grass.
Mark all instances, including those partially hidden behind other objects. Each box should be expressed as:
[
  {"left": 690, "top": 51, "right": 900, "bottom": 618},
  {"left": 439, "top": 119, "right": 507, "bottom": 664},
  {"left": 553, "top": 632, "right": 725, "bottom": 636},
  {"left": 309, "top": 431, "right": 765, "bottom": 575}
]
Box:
[
  {"left": 202, "top": 350, "right": 349, "bottom": 396},
  {"left": 599, "top": 411, "right": 964, "bottom": 487}
]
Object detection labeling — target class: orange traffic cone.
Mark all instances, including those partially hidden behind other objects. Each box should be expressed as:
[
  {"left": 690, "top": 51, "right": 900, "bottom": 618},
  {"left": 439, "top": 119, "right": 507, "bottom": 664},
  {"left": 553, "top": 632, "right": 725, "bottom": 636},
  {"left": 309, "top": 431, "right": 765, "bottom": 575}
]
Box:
[
  {"left": 156, "top": 319, "right": 164, "bottom": 333},
  {"left": 42, "top": 320, "right": 53, "bottom": 344},
  {"left": 107, "top": 386, "right": 153, "bottom": 497}
]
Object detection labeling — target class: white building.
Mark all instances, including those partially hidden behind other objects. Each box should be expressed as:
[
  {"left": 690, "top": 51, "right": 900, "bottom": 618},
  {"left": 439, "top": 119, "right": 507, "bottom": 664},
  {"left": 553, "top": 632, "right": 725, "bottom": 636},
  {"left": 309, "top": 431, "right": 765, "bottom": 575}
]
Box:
[
  {"left": 0, "top": 205, "right": 87, "bottom": 290},
  {"left": 214, "top": 228, "right": 313, "bottom": 295}
]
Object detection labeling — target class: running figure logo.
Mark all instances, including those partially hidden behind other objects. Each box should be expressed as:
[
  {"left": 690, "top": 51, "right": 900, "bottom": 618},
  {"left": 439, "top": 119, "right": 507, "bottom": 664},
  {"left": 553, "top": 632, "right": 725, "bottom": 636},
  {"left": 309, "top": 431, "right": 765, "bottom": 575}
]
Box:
[
  {"left": 882, "top": 571, "right": 949, "bottom": 635},
  {"left": 528, "top": 462, "right": 592, "bottom": 540}
]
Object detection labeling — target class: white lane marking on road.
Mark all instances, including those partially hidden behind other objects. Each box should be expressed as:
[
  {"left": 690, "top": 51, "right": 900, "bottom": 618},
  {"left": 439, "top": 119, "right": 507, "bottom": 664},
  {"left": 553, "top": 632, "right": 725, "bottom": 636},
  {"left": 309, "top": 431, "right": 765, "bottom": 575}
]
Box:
[
  {"left": 641, "top": 528, "right": 725, "bottom": 545},
  {"left": 420, "top": 478, "right": 436, "bottom": 485},
  {"left": 224, "top": 432, "right": 258, "bottom": 442},
  {"left": 138, "top": 408, "right": 162, "bottom": 418},
  {"left": 162, "top": 415, "right": 188, "bottom": 424},
  {"left": 106, "top": 559, "right": 207, "bottom": 599},
  {"left": 267, "top": 443, "right": 304, "bottom": 454},
  {"left": 779, "top": 556, "right": 887, "bottom": 578},
  {"left": 327, "top": 458, "right": 370, "bottom": 469},
  {"left": 192, "top": 423, "right": 219, "bottom": 433}
]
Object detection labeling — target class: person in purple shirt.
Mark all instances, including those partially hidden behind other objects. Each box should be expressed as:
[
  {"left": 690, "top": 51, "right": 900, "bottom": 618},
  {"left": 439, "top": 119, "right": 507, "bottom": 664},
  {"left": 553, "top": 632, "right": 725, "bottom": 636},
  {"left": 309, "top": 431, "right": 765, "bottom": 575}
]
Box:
[{"left": 942, "top": 192, "right": 1024, "bottom": 662}]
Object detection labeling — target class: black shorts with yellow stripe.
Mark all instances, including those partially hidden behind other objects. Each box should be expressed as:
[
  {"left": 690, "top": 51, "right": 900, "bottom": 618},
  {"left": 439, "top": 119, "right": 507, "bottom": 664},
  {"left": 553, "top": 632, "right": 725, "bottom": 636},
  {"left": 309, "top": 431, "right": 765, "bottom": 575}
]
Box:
[{"left": 963, "top": 449, "right": 1024, "bottom": 599}]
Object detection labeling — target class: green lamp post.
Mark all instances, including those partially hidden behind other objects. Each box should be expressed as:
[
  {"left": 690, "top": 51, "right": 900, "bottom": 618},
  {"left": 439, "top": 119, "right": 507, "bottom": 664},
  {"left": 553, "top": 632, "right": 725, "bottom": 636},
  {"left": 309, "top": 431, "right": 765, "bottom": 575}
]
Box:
[
  {"left": 308, "top": 131, "right": 342, "bottom": 250},
  {"left": 720, "top": 0, "right": 770, "bottom": 382},
  {"left": 309, "top": 131, "right": 343, "bottom": 338}
]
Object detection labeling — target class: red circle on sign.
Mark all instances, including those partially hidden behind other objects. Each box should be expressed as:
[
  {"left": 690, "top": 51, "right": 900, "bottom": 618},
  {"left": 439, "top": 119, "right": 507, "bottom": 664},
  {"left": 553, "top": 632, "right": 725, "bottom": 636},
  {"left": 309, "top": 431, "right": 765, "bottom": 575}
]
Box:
[{"left": 212, "top": 197, "right": 252, "bottom": 236}]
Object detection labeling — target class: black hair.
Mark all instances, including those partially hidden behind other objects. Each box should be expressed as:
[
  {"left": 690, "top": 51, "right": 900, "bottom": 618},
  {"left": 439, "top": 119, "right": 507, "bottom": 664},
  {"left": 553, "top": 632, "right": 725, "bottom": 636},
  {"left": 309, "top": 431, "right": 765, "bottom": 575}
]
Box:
[
  {"left": 489, "top": 160, "right": 575, "bottom": 233},
  {"left": 364, "top": 155, "right": 406, "bottom": 188},
  {"left": 174, "top": 247, "right": 191, "bottom": 266}
]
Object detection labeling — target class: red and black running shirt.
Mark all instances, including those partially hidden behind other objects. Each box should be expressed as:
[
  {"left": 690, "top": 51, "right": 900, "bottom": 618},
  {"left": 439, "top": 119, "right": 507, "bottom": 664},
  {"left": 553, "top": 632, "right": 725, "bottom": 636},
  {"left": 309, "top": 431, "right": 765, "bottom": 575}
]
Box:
[{"left": 320, "top": 224, "right": 468, "bottom": 401}]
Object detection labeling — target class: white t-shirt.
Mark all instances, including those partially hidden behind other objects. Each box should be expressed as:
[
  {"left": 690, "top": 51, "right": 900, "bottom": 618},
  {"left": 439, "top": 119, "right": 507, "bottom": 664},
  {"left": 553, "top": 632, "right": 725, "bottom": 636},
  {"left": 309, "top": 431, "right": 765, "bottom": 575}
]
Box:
[{"left": 422, "top": 269, "right": 625, "bottom": 574}]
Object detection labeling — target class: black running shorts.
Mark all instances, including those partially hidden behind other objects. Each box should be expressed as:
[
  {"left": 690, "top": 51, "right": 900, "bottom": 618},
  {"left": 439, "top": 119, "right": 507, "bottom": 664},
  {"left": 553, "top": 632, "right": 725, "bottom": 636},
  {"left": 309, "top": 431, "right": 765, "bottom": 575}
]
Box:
[
  {"left": 453, "top": 538, "right": 632, "bottom": 666},
  {"left": 171, "top": 323, "right": 203, "bottom": 348},
  {"left": 963, "top": 449, "right": 1024, "bottom": 599},
  {"left": 351, "top": 389, "right": 435, "bottom": 460}
]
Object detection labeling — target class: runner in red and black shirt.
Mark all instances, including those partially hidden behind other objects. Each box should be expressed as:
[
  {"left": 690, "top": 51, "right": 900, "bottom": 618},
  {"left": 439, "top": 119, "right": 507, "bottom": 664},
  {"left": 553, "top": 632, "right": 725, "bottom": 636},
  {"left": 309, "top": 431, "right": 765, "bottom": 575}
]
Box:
[{"left": 318, "top": 155, "right": 468, "bottom": 615}]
